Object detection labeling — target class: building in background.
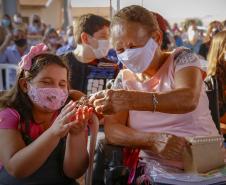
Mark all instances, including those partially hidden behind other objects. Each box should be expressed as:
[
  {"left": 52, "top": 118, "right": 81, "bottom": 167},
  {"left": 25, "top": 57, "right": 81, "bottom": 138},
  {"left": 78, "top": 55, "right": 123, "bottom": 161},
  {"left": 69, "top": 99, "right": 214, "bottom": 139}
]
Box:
[
  {"left": 71, "top": 7, "right": 110, "bottom": 21},
  {"left": 1, "top": 0, "right": 225, "bottom": 29},
  {"left": 0, "top": 0, "right": 3, "bottom": 18},
  {"left": 1, "top": 0, "right": 113, "bottom": 29},
  {"left": 18, "top": 0, "right": 64, "bottom": 28}
]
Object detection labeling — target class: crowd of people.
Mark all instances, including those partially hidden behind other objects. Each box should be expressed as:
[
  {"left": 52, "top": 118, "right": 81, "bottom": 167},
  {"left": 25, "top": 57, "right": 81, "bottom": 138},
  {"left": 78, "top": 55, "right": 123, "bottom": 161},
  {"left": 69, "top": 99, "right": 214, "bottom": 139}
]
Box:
[{"left": 0, "top": 5, "right": 226, "bottom": 185}]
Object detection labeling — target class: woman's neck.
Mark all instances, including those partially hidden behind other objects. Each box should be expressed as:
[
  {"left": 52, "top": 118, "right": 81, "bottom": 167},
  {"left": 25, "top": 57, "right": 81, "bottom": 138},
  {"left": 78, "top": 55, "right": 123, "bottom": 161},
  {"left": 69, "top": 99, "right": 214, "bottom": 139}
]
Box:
[
  {"left": 143, "top": 50, "right": 171, "bottom": 78},
  {"left": 73, "top": 44, "right": 96, "bottom": 63}
]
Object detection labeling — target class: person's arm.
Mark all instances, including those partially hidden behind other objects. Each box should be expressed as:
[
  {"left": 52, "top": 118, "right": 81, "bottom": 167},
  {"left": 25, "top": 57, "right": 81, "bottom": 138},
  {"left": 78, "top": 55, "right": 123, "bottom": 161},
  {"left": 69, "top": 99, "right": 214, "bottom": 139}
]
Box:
[
  {"left": 91, "top": 66, "right": 202, "bottom": 114},
  {"left": 0, "top": 129, "right": 60, "bottom": 178},
  {"left": 27, "top": 34, "right": 43, "bottom": 40},
  {"left": 63, "top": 106, "right": 92, "bottom": 178},
  {"left": 63, "top": 131, "right": 89, "bottom": 178},
  {"left": 0, "top": 101, "right": 77, "bottom": 178},
  {"left": 0, "top": 28, "right": 12, "bottom": 53},
  {"left": 104, "top": 111, "right": 187, "bottom": 160}
]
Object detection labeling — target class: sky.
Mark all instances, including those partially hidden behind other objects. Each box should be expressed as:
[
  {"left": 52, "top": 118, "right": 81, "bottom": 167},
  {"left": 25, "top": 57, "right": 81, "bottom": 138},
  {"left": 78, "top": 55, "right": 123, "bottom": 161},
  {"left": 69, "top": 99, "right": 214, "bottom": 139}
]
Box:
[{"left": 71, "top": 0, "right": 226, "bottom": 26}]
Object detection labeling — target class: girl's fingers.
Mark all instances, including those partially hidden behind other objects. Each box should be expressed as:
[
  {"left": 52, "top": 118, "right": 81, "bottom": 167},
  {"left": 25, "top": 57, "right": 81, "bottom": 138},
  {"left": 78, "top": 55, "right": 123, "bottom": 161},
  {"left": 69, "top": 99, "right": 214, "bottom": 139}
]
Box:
[
  {"left": 87, "top": 108, "right": 93, "bottom": 122},
  {"left": 82, "top": 106, "right": 89, "bottom": 120},
  {"left": 61, "top": 102, "right": 77, "bottom": 117},
  {"left": 61, "top": 108, "right": 77, "bottom": 124},
  {"left": 63, "top": 121, "right": 77, "bottom": 129},
  {"left": 61, "top": 100, "right": 73, "bottom": 112},
  {"left": 76, "top": 108, "right": 83, "bottom": 123}
]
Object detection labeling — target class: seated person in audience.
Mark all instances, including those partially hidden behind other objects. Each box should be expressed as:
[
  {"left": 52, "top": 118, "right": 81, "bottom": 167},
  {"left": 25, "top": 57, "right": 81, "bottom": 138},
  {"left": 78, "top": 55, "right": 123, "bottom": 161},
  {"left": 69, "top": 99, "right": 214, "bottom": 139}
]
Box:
[
  {"left": 0, "top": 26, "right": 12, "bottom": 63},
  {"left": 90, "top": 5, "right": 219, "bottom": 184},
  {"left": 0, "top": 43, "right": 92, "bottom": 185},
  {"left": 199, "top": 20, "right": 223, "bottom": 60},
  {"left": 4, "top": 27, "right": 30, "bottom": 65},
  {"left": 12, "top": 13, "right": 27, "bottom": 33},
  {"left": 3, "top": 27, "right": 30, "bottom": 87},
  {"left": 207, "top": 30, "right": 226, "bottom": 132},
  {"left": 1, "top": 14, "right": 14, "bottom": 32},
  {"left": 28, "top": 14, "right": 45, "bottom": 36},
  {"left": 183, "top": 21, "right": 203, "bottom": 54},
  {"left": 43, "top": 28, "right": 63, "bottom": 53},
  {"left": 62, "top": 14, "right": 118, "bottom": 95},
  {"left": 27, "top": 14, "right": 46, "bottom": 45},
  {"left": 56, "top": 25, "right": 77, "bottom": 56}
]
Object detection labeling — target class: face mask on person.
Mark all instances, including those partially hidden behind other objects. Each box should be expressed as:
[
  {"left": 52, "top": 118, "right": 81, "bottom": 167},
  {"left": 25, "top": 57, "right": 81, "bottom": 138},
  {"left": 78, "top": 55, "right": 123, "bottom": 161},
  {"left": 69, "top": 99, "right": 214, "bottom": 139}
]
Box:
[
  {"left": 14, "top": 38, "right": 27, "bottom": 47},
  {"left": 33, "top": 19, "right": 40, "bottom": 24},
  {"left": 27, "top": 85, "right": 68, "bottom": 111},
  {"left": 87, "top": 37, "right": 110, "bottom": 59},
  {"left": 49, "top": 38, "right": 59, "bottom": 45},
  {"left": 2, "top": 19, "right": 10, "bottom": 27},
  {"left": 14, "top": 17, "right": 22, "bottom": 24},
  {"left": 117, "top": 38, "right": 158, "bottom": 73}
]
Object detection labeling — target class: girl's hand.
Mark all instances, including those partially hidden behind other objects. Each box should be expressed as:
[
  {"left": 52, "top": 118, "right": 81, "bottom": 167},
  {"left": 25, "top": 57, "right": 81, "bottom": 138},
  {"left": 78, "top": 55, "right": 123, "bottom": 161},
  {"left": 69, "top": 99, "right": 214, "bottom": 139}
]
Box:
[
  {"left": 69, "top": 106, "right": 93, "bottom": 135},
  {"left": 48, "top": 101, "right": 77, "bottom": 138}
]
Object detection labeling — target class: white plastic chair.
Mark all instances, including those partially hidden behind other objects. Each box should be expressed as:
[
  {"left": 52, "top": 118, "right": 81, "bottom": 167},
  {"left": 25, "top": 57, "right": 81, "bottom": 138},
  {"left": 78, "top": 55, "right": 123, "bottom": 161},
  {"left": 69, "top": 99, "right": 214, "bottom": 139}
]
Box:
[
  {"left": 0, "top": 64, "right": 18, "bottom": 90},
  {"left": 85, "top": 114, "right": 100, "bottom": 185}
]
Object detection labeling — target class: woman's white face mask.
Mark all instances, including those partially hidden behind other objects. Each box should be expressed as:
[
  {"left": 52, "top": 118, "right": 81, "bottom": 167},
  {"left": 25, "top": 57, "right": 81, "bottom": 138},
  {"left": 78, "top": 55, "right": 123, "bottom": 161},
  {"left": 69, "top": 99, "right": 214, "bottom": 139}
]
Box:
[
  {"left": 117, "top": 38, "right": 158, "bottom": 73},
  {"left": 87, "top": 36, "right": 110, "bottom": 59}
]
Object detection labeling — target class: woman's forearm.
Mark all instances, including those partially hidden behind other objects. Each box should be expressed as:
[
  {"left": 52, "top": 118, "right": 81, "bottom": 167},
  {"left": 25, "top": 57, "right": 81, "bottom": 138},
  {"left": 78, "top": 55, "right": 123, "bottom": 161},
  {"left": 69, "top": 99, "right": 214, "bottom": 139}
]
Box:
[
  {"left": 6, "top": 129, "right": 60, "bottom": 178},
  {"left": 104, "top": 122, "right": 185, "bottom": 157},
  {"left": 104, "top": 122, "right": 160, "bottom": 152},
  {"left": 64, "top": 131, "right": 89, "bottom": 179},
  {"left": 129, "top": 88, "right": 199, "bottom": 114}
]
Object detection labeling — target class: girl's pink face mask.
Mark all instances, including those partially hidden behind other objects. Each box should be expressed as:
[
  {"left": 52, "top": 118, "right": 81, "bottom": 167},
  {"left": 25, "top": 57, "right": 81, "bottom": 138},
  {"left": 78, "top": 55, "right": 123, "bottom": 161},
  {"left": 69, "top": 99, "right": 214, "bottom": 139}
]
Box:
[{"left": 27, "top": 85, "right": 68, "bottom": 111}]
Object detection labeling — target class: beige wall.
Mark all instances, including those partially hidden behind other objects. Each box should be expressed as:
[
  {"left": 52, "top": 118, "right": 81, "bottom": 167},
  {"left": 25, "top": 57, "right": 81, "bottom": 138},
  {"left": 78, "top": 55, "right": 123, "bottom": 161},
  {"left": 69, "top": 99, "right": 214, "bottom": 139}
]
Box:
[
  {"left": 71, "top": 7, "right": 111, "bottom": 24},
  {"left": 20, "top": 0, "right": 63, "bottom": 29},
  {"left": 0, "top": 0, "right": 3, "bottom": 19}
]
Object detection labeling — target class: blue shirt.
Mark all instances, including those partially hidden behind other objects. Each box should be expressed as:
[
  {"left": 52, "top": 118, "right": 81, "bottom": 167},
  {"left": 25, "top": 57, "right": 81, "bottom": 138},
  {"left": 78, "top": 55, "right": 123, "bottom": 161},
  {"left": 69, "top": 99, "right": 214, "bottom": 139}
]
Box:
[
  {"left": 0, "top": 53, "right": 6, "bottom": 64},
  {"left": 4, "top": 44, "right": 30, "bottom": 64},
  {"left": 3, "top": 45, "right": 30, "bottom": 88},
  {"left": 56, "top": 44, "right": 75, "bottom": 56},
  {"left": 183, "top": 40, "right": 202, "bottom": 54}
]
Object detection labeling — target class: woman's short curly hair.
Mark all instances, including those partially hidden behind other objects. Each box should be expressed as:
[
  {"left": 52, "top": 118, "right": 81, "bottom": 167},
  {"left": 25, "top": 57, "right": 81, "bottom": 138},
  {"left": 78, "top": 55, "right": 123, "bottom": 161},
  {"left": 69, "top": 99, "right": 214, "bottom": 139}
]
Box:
[{"left": 111, "top": 5, "right": 160, "bottom": 33}]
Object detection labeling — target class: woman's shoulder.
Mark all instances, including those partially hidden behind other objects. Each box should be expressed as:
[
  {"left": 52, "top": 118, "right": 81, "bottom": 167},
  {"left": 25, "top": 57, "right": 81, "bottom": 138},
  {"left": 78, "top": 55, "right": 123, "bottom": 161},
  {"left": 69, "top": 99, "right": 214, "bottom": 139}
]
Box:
[
  {"left": 172, "top": 47, "right": 201, "bottom": 71},
  {"left": 0, "top": 107, "right": 20, "bottom": 129},
  {"left": 173, "top": 47, "right": 198, "bottom": 63}
]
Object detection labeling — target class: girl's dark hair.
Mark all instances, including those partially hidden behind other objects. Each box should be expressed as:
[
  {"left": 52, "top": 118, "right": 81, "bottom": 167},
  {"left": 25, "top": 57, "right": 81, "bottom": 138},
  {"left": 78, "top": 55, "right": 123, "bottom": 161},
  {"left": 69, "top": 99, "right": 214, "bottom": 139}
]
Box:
[
  {"left": 111, "top": 5, "right": 160, "bottom": 33},
  {"left": 0, "top": 53, "right": 69, "bottom": 143}
]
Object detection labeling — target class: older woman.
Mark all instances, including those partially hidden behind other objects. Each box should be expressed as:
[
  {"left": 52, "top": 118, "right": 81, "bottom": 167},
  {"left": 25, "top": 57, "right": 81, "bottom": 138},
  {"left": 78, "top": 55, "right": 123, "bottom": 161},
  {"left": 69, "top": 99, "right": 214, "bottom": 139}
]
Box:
[{"left": 90, "top": 5, "right": 219, "bottom": 184}]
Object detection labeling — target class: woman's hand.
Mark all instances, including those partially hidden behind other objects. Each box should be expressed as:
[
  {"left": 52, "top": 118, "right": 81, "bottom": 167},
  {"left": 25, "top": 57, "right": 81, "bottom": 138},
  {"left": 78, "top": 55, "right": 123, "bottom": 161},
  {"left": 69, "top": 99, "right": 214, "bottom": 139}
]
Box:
[
  {"left": 89, "top": 89, "right": 133, "bottom": 114},
  {"left": 152, "top": 133, "right": 188, "bottom": 161},
  {"left": 48, "top": 101, "right": 78, "bottom": 138},
  {"left": 69, "top": 106, "right": 93, "bottom": 135}
]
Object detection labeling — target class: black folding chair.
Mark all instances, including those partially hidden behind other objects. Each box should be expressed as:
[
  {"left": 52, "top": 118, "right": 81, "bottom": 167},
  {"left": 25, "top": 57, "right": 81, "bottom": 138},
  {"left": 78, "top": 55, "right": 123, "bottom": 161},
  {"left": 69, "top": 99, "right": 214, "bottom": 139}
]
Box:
[{"left": 204, "top": 75, "right": 221, "bottom": 133}]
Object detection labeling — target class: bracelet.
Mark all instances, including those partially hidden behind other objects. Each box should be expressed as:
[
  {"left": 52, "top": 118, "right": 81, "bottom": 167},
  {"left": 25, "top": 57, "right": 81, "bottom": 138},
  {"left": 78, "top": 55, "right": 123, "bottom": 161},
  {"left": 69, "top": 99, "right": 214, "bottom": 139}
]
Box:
[{"left": 152, "top": 93, "right": 159, "bottom": 112}]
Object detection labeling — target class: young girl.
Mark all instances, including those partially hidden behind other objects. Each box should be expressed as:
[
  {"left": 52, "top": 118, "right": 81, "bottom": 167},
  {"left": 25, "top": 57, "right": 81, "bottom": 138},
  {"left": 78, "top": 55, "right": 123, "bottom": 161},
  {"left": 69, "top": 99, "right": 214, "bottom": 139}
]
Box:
[{"left": 0, "top": 43, "right": 92, "bottom": 185}]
